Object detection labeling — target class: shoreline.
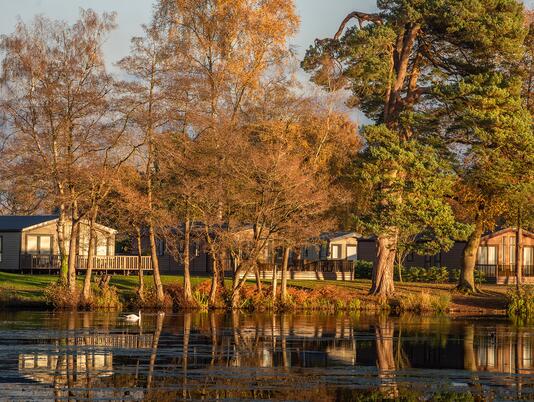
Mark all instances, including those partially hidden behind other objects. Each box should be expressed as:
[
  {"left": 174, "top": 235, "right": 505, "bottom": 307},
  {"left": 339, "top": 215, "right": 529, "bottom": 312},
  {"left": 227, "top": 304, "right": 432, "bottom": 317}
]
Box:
[{"left": 0, "top": 272, "right": 514, "bottom": 317}]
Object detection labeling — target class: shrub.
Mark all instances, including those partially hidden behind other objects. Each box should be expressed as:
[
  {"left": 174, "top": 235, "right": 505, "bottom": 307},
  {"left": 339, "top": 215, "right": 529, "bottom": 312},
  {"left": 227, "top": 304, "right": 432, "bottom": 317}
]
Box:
[
  {"left": 165, "top": 283, "right": 186, "bottom": 308},
  {"left": 282, "top": 285, "right": 360, "bottom": 311},
  {"left": 192, "top": 289, "right": 209, "bottom": 310},
  {"left": 234, "top": 284, "right": 361, "bottom": 312},
  {"left": 354, "top": 260, "right": 373, "bottom": 279},
  {"left": 137, "top": 286, "right": 173, "bottom": 310},
  {"left": 399, "top": 266, "right": 450, "bottom": 283},
  {"left": 449, "top": 269, "right": 460, "bottom": 283},
  {"left": 507, "top": 286, "right": 534, "bottom": 318},
  {"left": 398, "top": 291, "right": 450, "bottom": 313},
  {"left": 474, "top": 269, "right": 486, "bottom": 284},
  {"left": 91, "top": 284, "right": 122, "bottom": 309},
  {"left": 195, "top": 280, "right": 225, "bottom": 308},
  {"left": 44, "top": 281, "right": 80, "bottom": 309}
]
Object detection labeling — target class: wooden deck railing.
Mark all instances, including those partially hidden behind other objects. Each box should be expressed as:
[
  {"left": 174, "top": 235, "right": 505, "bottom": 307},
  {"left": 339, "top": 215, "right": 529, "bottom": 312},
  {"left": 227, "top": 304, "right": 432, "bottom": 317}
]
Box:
[
  {"left": 476, "top": 264, "right": 534, "bottom": 278},
  {"left": 19, "top": 254, "right": 152, "bottom": 273},
  {"left": 259, "top": 260, "right": 355, "bottom": 273}
]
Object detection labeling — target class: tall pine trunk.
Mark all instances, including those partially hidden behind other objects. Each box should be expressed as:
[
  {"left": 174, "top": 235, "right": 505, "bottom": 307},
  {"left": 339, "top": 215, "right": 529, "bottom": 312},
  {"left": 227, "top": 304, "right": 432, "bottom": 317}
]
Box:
[
  {"left": 369, "top": 232, "right": 397, "bottom": 297},
  {"left": 458, "top": 222, "right": 483, "bottom": 293}
]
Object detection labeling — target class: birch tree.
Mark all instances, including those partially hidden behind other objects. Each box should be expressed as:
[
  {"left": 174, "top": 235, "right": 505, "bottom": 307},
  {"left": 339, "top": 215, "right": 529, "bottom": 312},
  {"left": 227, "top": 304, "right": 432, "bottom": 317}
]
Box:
[{"left": 0, "top": 10, "right": 117, "bottom": 292}]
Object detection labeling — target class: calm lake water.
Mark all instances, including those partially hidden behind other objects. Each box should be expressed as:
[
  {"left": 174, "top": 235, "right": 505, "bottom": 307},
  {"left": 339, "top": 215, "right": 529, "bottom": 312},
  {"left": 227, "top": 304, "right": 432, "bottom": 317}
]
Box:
[{"left": 0, "top": 311, "right": 532, "bottom": 401}]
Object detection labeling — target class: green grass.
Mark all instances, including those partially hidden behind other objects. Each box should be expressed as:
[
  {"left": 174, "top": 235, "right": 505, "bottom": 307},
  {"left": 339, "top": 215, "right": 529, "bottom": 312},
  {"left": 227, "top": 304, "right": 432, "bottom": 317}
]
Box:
[
  {"left": 0, "top": 272, "right": 512, "bottom": 313},
  {"left": 0, "top": 272, "right": 214, "bottom": 306}
]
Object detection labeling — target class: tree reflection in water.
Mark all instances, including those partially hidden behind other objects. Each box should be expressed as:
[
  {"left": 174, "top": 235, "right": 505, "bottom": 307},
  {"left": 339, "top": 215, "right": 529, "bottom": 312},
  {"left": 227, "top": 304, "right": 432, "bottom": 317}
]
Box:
[
  {"left": 375, "top": 314, "right": 398, "bottom": 398},
  {"left": 6, "top": 311, "right": 534, "bottom": 400}
]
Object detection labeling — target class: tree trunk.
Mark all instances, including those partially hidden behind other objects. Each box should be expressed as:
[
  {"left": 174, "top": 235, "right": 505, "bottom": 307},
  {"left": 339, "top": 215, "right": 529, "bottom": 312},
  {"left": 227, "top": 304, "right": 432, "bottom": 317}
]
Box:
[
  {"left": 182, "top": 312, "right": 191, "bottom": 398},
  {"left": 280, "top": 247, "right": 290, "bottom": 303},
  {"left": 57, "top": 204, "right": 68, "bottom": 283},
  {"left": 370, "top": 232, "right": 397, "bottom": 297},
  {"left": 136, "top": 227, "right": 145, "bottom": 302},
  {"left": 375, "top": 316, "right": 398, "bottom": 398},
  {"left": 183, "top": 216, "right": 194, "bottom": 304},
  {"left": 463, "top": 324, "right": 477, "bottom": 371},
  {"left": 395, "top": 250, "right": 405, "bottom": 283},
  {"left": 209, "top": 256, "right": 219, "bottom": 307},
  {"left": 82, "top": 207, "right": 98, "bottom": 303},
  {"left": 147, "top": 311, "right": 164, "bottom": 389},
  {"left": 255, "top": 263, "right": 262, "bottom": 292},
  {"left": 271, "top": 262, "right": 278, "bottom": 305},
  {"left": 67, "top": 217, "right": 79, "bottom": 294},
  {"left": 148, "top": 223, "right": 164, "bottom": 304},
  {"left": 516, "top": 210, "right": 523, "bottom": 289},
  {"left": 218, "top": 251, "right": 226, "bottom": 289},
  {"left": 458, "top": 222, "right": 483, "bottom": 293}
]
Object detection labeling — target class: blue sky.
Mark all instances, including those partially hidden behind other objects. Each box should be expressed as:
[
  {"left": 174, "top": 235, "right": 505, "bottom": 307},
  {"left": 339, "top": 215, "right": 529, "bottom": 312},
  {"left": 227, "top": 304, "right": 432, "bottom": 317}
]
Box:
[{"left": 0, "top": 0, "right": 377, "bottom": 70}]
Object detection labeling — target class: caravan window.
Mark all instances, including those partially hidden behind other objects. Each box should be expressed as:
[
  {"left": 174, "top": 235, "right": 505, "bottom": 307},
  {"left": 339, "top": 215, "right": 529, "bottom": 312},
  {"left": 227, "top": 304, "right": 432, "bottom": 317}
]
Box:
[
  {"left": 524, "top": 247, "right": 533, "bottom": 268},
  {"left": 26, "top": 235, "right": 52, "bottom": 255},
  {"left": 477, "top": 246, "right": 497, "bottom": 265},
  {"left": 331, "top": 244, "right": 341, "bottom": 259}
]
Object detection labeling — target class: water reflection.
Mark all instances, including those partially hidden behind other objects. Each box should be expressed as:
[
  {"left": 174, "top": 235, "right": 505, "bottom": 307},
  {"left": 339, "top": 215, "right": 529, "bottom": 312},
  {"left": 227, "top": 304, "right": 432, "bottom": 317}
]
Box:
[{"left": 0, "top": 311, "right": 533, "bottom": 400}]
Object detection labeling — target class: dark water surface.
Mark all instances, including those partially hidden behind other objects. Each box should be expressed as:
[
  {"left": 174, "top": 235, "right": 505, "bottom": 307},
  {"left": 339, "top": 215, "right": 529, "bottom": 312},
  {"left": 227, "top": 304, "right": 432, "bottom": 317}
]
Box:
[{"left": 0, "top": 311, "right": 532, "bottom": 401}]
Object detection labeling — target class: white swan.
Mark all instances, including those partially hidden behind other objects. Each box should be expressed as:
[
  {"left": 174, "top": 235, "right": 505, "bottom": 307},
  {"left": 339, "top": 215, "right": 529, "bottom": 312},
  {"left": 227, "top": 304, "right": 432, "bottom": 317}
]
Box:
[{"left": 125, "top": 310, "right": 141, "bottom": 322}]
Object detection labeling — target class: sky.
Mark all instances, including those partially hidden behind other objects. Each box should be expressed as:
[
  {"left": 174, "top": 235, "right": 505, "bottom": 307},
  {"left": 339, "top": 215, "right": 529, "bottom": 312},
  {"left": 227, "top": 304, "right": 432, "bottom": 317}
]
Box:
[
  {"left": 0, "top": 0, "right": 378, "bottom": 70},
  {"left": 1, "top": 0, "right": 532, "bottom": 125}
]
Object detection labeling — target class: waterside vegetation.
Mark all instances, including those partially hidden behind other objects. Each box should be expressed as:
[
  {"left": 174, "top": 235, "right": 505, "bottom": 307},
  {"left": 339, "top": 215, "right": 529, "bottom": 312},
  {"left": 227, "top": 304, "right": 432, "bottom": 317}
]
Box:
[{"left": 0, "top": 272, "right": 520, "bottom": 316}]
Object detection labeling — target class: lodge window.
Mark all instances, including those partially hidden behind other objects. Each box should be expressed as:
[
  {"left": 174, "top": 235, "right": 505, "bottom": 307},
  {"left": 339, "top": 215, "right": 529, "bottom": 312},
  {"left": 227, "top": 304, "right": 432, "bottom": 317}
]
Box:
[
  {"left": 477, "top": 246, "right": 497, "bottom": 265},
  {"left": 0, "top": 236, "right": 2, "bottom": 262},
  {"left": 407, "top": 252, "right": 414, "bottom": 262},
  {"left": 26, "top": 235, "right": 52, "bottom": 255},
  {"left": 424, "top": 255, "right": 432, "bottom": 267},
  {"left": 524, "top": 247, "right": 534, "bottom": 267},
  {"left": 509, "top": 237, "right": 516, "bottom": 265},
  {"left": 331, "top": 244, "right": 341, "bottom": 259}
]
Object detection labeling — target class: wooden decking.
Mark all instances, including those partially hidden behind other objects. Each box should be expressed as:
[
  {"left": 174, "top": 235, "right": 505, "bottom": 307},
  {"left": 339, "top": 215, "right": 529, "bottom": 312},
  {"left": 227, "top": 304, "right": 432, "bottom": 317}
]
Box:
[
  {"left": 19, "top": 254, "right": 152, "bottom": 274},
  {"left": 245, "top": 260, "right": 356, "bottom": 281},
  {"left": 477, "top": 264, "right": 534, "bottom": 284}
]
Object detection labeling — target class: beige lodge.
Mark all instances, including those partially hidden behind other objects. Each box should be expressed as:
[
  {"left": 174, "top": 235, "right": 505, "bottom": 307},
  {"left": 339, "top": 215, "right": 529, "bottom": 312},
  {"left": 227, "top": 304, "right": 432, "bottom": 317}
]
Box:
[{"left": 0, "top": 215, "right": 151, "bottom": 274}]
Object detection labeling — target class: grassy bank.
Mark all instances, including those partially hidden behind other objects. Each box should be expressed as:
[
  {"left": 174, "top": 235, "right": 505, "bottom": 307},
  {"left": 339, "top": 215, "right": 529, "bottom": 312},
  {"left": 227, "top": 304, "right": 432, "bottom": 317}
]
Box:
[
  {"left": 285, "top": 279, "right": 510, "bottom": 315},
  {"left": 0, "top": 272, "right": 213, "bottom": 308},
  {"left": 0, "top": 272, "right": 512, "bottom": 314}
]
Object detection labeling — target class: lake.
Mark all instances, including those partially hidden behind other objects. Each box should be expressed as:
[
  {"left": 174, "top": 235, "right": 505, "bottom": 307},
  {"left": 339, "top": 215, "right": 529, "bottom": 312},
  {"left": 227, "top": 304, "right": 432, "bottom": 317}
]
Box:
[{"left": 0, "top": 311, "right": 532, "bottom": 401}]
